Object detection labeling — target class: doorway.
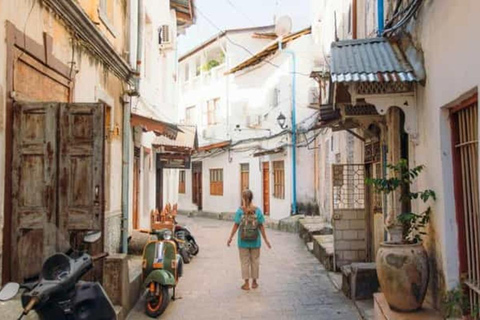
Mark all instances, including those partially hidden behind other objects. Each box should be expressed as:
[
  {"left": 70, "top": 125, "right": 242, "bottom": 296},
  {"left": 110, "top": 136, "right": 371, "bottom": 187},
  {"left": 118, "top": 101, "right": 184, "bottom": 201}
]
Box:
[
  {"left": 240, "top": 163, "right": 249, "bottom": 197},
  {"left": 10, "top": 102, "right": 105, "bottom": 282},
  {"left": 133, "top": 148, "right": 140, "bottom": 229},
  {"left": 192, "top": 161, "right": 203, "bottom": 210},
  {"left": 262, "top": 162, "right": 270, "bottom": 215},
  {"left": 451, "top": 93, "right": 479, "bottom": 308}
]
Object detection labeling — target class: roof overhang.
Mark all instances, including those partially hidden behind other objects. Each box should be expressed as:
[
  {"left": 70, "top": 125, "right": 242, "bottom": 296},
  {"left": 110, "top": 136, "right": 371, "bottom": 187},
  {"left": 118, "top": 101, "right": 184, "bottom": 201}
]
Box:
[
  {"left": 197, "top": 140, "right": 231, "bottom": 152},
  {"left": 153, "top": 125, "right": 198, "bottom": 153},
  {"left": 131, "top": 113, "right": 179, "bottom": 140},
  {"left": 330, "top": 37, "right": 417, "bottom": 83},
  {"left": 226, "top": 27, "right": 312, "bottom": 75},
  {"left": 171, "top": 0, "right": 195, "bottom": 31},
  {"left": 253, "top": 147, "right": 285, "bottom": 157}
]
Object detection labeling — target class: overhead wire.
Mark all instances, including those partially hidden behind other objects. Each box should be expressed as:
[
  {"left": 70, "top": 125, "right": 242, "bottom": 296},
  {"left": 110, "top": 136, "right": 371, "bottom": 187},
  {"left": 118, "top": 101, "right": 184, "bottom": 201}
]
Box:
[{"left": 224, "top": 0, "right": 257, "bottom": 26}]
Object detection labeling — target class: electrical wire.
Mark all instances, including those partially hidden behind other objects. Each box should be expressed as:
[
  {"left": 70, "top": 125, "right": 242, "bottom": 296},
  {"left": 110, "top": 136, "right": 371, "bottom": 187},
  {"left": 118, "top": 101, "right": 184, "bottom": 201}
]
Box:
[
  {"left": 224, "top": 0, "right": 257, "bottom": 26},
  {"left": 193, "top": 4, "right": 312, "bottom": 78},
  {"left": 382, "top": 0, "right": 423, "bottom": 36}
]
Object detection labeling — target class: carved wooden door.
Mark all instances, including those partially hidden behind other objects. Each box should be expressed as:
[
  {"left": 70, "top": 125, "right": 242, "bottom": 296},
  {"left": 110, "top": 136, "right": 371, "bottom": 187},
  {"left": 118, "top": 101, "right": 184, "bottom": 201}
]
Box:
[{"left": 11, "top": 102, "right": 104, "bottom": 282}]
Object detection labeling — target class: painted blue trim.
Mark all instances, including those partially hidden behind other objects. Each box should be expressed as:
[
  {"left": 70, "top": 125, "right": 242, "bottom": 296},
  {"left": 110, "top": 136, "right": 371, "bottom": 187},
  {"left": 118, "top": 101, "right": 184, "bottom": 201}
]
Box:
[
  {"left": 279, "top": 40, "right": 297, "bottom": 215},
  {"left": 377, "top": 0, "right": 384, "bottom": 36}
]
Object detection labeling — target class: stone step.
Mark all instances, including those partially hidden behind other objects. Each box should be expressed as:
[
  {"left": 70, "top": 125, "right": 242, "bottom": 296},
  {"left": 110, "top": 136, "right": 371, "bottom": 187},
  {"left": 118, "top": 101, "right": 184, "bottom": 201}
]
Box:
[
  {"left": 312, "top": 235, "right": 334, "bottom": 271},
  {"left": 341, "top": 262, "right": 379, "bottom": 301},
  {"left": 374, "top": 293, "right": 442, "bottom": 320},
  {"left": 299, "top": 218, "right": 333, "bottom": 243}
]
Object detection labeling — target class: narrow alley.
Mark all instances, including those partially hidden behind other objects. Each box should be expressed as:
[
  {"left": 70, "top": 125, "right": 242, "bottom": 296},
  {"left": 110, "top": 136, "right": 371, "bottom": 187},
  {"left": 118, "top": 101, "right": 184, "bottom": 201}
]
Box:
[{"left": 127, "top": 215, "right": 360, "bottom": 320}]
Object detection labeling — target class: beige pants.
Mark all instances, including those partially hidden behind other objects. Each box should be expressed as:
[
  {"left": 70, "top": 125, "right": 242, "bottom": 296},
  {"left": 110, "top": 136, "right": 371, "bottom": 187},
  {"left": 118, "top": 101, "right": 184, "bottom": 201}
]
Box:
[{"left": 239, "top": 248, "right": 260, "bottom": 280}]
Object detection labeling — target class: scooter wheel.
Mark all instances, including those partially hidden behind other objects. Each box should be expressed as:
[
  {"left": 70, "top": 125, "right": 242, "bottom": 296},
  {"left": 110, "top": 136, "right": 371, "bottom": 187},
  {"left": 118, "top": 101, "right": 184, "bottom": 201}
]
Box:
[
  {"left": 190, "top": 241, "right": 199, "bottom": 256},
  {"left": 146, "top": 285, "right": 169, "bottom": 318},
  {"left": 180, "top": 248, "right": 191, "bottom": 264}
]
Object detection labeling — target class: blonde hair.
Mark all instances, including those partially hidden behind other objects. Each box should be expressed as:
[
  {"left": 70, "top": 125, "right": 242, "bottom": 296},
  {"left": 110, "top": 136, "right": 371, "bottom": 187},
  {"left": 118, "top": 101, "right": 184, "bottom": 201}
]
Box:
[{"left": 241, "top": 189, "right": 255, "bottom": 214}]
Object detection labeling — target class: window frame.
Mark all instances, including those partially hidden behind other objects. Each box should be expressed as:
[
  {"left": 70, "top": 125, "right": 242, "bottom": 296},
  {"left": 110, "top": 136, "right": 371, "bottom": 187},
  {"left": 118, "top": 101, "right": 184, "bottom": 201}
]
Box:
[
  {"left": 179, "top": 170, "right": 186, "bottom": 194},
  {"left": 209, "top": 168, "right": 224, "bottom": 196}
]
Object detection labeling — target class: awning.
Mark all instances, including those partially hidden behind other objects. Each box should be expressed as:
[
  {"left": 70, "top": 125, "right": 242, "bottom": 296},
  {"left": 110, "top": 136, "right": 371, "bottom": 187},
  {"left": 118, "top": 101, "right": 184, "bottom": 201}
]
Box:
[
  {"left": 331, "top": 37, "right": 417, "bottom": 83},
  {"left": 253, "top": 147, "right": 285, "bottom": 157},
  {"left": 131, "top": 112, "right": 179, "bottom": 140},
  {"left": 197, "top": 141, "right": 231, "bottom": 152},
  {"left": 153, "top": 125, "right": 198, "bottom": 152}
]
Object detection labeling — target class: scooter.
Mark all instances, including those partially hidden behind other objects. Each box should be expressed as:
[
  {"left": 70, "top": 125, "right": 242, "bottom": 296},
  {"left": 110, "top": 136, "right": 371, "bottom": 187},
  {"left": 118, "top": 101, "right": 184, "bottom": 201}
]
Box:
[
  {"left": 141, "top": 228, "right": 183, "bottom": 318},
  {"left": 174, "top": 224, "right": 199, "bottom": 257},
  {"left": 0, "top": 231, "right": 115, "bottom": 320}
]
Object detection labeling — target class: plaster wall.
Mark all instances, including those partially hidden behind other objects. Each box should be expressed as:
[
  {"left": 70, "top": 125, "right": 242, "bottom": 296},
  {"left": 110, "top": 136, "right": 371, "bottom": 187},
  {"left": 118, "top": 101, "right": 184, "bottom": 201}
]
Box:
[{"left": 412, "top": 0, "right": 480, "bottom": 296}]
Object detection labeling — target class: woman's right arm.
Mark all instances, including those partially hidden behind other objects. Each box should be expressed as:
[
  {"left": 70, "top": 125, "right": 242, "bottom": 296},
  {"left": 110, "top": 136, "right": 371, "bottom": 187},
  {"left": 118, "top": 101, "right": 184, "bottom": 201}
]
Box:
[{"left": 227, "top": 224, "right": 239, "bottom": 247}]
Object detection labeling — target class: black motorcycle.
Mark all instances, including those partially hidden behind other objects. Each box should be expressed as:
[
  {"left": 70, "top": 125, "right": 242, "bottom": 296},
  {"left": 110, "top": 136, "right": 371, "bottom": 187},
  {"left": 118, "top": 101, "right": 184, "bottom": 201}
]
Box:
[
  {"left": 0, "top": 231, "right": 116, "bottom": 320},
  {"left": 174, "top": 225, "right": 199, "bottom": 257}
]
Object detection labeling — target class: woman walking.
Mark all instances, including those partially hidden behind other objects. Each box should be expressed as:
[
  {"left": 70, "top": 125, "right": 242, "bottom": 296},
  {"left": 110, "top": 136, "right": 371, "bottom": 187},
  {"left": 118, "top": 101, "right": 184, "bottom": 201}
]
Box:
[{"left": 227, "top": 189, "right": 271, "bottom": 290}]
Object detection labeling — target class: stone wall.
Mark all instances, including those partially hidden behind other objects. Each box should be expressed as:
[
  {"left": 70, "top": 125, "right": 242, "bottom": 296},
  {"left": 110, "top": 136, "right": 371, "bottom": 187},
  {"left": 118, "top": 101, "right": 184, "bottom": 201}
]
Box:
[
  {"left": 105, "top": 212, "right": 123, "bottom": 253},
  {"left": 332, "top": 209, "right": 367, "bottom": 269}
]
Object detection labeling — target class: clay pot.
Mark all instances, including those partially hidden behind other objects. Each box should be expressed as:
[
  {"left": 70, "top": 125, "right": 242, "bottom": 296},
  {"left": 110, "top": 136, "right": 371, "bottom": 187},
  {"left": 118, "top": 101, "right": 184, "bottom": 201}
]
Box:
[{"left": 376, "top": 242, "right": 429, "bottom": 312}]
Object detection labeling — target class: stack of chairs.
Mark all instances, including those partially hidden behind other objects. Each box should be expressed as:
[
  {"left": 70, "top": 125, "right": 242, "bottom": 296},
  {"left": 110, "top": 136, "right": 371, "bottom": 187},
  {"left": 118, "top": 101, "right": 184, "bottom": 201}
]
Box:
[{"left": 150, "top": 203, "right": 178, "bottom": 232}]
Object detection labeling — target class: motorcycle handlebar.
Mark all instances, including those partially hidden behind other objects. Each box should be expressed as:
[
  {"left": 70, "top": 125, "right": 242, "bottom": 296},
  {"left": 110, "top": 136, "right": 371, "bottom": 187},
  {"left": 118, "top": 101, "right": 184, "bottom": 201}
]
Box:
[{"left": 92, "top": 252, "right": 109, "bottom": 262}]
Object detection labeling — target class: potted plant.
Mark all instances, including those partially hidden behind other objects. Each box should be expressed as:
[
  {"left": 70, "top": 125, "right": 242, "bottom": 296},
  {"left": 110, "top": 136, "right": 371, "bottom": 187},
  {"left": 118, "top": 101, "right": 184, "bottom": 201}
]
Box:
[{"left": 366, "top": 159, "right": 436, "bottom": 312}]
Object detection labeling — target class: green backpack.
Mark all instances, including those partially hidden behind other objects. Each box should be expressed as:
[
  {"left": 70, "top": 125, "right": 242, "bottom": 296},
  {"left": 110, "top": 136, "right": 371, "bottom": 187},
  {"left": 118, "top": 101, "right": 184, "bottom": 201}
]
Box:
[{"left": 240, "top": 207, "right": 259, "bottom": 241}]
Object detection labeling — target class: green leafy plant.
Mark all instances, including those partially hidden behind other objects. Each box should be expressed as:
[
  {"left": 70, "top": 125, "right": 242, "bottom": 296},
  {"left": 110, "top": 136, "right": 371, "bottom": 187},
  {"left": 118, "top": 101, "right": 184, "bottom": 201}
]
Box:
[
  {"left": 200, "top": 59, "right": 221, "bottom": 72},
  {"left": 365, "top": 159, "right": 436, "bottom": 243},
  {"left": 442, "top": 283, "right": 480, "bottom": 319}
]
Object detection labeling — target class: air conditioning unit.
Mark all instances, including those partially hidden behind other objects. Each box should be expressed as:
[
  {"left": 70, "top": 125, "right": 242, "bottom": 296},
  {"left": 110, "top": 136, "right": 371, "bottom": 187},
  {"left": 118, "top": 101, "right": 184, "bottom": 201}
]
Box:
[
  {"left": 246, "top": 114, "right": 262, "bottom": 128},
  {"left": 308, "top": 86, "right": 320, "bottom": 107},
  {"left": 158, "top": 25, "right": 173, "bottom": 50}
]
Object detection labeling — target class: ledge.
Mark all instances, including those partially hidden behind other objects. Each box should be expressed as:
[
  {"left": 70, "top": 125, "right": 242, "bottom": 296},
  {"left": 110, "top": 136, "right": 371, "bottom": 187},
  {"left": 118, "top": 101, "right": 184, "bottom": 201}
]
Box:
[{"left": 42, "top": 0, "right": 134, "bottom": 84}]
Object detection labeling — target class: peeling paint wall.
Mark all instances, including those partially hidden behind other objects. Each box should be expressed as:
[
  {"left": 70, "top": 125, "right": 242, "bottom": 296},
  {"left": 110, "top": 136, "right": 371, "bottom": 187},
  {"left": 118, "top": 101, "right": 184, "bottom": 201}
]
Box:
[{"left": 0, "top": 0, "right": 132, "bottom": 276}]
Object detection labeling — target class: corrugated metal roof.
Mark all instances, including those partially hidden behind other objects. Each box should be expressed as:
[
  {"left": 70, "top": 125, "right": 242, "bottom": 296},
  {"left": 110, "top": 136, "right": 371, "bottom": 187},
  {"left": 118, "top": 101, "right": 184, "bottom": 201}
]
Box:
[
  {"left": 331, "top": 37, "right": 417, "bottom": 83},
  {"left": 153, "top": 125, "right": 197, "bottom": 150}
]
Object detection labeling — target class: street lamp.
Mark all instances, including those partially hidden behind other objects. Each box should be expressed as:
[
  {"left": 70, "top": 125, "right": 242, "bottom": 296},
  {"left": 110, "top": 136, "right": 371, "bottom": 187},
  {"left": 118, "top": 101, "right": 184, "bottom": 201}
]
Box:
[{"left": 276, "top": 112, "right": 287, "bottom": 129}]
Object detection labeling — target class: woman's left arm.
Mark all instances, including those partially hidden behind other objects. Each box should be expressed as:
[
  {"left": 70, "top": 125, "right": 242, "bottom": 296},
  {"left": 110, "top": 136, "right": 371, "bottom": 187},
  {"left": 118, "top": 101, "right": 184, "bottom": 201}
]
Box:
[{"left": 259, "top": 225, "right": 271, "bottom": 249}]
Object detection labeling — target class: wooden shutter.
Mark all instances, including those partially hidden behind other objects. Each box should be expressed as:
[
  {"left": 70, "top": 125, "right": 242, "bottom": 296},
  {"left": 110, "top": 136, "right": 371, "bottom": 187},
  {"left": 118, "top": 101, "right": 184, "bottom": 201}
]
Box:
[
  {"left": 11, "top": 103, "right": 58, "bottom": 281},
  {"left": 58, "top": 103, "right": 104, "bottom": 232}
]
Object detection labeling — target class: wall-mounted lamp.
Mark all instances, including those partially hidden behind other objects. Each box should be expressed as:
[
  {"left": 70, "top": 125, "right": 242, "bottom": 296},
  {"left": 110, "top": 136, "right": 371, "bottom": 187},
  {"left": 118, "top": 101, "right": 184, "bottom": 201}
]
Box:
[{"left": 277, "top": 112, "right": 287, "bottom": 129}]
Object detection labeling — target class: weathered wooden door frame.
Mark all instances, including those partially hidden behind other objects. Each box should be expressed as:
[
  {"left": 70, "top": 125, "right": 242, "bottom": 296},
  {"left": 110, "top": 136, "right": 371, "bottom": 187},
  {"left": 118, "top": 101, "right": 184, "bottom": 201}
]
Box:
[
  {"left": 3, "top": 22, "right": 74, "bottom": 283},
  {"left": 133, "top": 149, "right": 141, "bottom": 229},
  {"left": 262, "top": 162, "right": 270, "bottom": 215},
  {"left": 192, "top": 161, "right": 202, "bottom": 210}
]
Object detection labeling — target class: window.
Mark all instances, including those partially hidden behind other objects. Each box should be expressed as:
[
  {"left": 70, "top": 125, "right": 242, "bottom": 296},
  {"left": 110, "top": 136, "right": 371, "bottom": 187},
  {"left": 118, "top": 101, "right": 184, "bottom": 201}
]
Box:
[
  {"left": 207, "top": 98, "right": 220, "bottom": 125},
  {"left": 195, "top": 57, "right": 201, "bottom": 76},
  {"left": 185, "top": 106, "right": 195, "bottom": 125},
  {"left": 98, "top": 0, "right": 116, "bottom": 36},
  {"left": 240, "top": 163, "right": 249, "bottom": 193},
  {"left": 179, "top": 170, "right": 186, "bottom": 194},
  {"left": 210, "top": 169, "right": 223, "bottom": 196},
  {"left": 273, "top": 161, "right": 285, "bottom": 199},
  {"left": 184, "top": 64, "right": 190, "bottom": 82}
]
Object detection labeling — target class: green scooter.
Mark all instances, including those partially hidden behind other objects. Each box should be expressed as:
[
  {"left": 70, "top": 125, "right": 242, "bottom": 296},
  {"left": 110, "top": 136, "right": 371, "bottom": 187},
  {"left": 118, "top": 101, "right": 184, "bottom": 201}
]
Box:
[{"left": 140, "top": 228, "right": 183, "bottom": 318}]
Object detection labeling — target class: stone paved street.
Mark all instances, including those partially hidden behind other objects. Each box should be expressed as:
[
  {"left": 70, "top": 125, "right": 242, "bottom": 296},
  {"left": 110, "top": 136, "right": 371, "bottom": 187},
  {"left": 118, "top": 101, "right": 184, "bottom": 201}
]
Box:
[{"left": 127, "top": 215, "right": 360, "bottom": 320}]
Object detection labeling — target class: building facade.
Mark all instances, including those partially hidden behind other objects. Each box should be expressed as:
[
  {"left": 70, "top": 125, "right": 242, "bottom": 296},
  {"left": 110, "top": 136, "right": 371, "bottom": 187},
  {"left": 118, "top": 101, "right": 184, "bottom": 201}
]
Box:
[
  {"left": 177, "top": 26, "right": 319, "bottom": 220},
  {"left": 310, "top": 0, "right": 480, "bottom": 310}
]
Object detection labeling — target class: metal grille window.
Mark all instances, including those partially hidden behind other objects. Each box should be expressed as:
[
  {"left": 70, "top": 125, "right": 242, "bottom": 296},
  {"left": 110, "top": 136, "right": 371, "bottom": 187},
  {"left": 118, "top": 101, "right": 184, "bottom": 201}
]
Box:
[
  {"left": 332, "top": 164, "right": 365, "bottom": 209},
  {"left": 179, "top": 170, "right": 186, "bottom": 194},
  {"left": 273, "top": 161, "right": 285, "bottom": 199},
  {"left": 240, "top": 163, "right": 249, "bottom": 192},
  {"left": 451, "top": 94, "right": 479, "bottom": 314},
  {"left": 210, "top": 169, "right": 223, "bottom": 196}
]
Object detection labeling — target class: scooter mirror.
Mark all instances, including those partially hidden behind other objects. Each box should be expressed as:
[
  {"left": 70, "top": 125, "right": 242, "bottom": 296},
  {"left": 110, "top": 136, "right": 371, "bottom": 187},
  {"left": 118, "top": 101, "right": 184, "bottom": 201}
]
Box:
[
  {"left": 83, "top": 231, "right": 102, "bottom": 244},
  {"left": 0, "top": 282, "right": 20, "bottom": 301}
]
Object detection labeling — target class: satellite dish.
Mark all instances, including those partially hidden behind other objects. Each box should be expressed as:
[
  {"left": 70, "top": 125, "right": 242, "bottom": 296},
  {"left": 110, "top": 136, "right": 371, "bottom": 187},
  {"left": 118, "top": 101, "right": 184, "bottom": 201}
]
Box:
[{"left": 275, "top": 16, "right": 292, "bottom": 37}]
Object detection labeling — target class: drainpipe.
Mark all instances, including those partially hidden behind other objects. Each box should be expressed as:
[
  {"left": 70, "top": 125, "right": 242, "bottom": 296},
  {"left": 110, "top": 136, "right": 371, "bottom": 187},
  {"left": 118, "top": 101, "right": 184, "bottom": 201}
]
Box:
[
  {"left": 122, "top": 97, "right": 131, "bottom": 253},
  {"left": 377, "top": 0, "right": 384, "bottom": 36},
  {"left": 136, "top": 0, "right": 144, "bottom": 91},
  {"left": 279, "top": 39, "right": 297, "bottom": 215}
]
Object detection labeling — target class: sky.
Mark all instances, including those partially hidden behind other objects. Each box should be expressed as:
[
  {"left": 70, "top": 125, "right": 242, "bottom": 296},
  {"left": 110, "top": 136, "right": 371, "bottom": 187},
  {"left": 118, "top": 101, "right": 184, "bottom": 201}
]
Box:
[{"left": 178, "top": 0, "right": 311, "bottom": 55}]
